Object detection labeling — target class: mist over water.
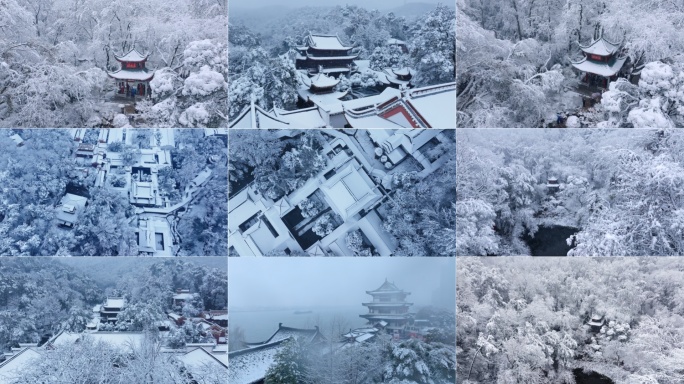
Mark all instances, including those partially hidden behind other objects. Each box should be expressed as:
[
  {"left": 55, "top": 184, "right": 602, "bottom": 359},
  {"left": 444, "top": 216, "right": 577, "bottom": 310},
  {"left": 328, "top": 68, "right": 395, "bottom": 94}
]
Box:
[{"left": 230, "top": 306, "right": 365, "bottom": 341}]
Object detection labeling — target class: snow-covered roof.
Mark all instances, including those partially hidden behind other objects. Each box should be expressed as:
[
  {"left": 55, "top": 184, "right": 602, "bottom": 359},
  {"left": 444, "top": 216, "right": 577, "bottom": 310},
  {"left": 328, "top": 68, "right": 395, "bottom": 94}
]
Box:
[
  {"left": 320, "top": 67, "right": 352, "bottom": 74},
  {"left": 367, "top": 279, "right": 409, "bottom": 295},
  {"left": 307, "top": 33, "right": 353, "bottom": 51},
  {"left": 82, "top": 332, "right": 145, "bottom": 350},
  {"left": 579, "top": 36, "right": 621, "bottom": 57},
  {"left": 404, "top": 82, "right": 457, "bottom": 128},
  {"left": 114, "top": 48, "right": 150, "bottom": 62},
  {"left": 571, "top": 56, "right": 627, "bottom": 77},
  {"left": 55, "top": 193, "right": 88, "bottom": 225},
  {"left": 48, "top": 331, "right": 82, "bottom": 347},
  {"left": 392, "top": 67, "right": 411, "bottom": 77},
  {"left": 297, "top": 87, "right": 348, "bottom": 107},
  {"left": 229, "top": 101, "right": 290, "bottom": 128},
  {"left": 0, "top": 348, "right": 42, "bottom": 383},
  {"left": 191, "top": 169, "right": 212, "bottom": 187},
  {"left": 9, "top": 134, "right": 23, "bottom": 146},
  {"left": 173, "top": 292, "right": 195, "bottom": 300},
  {"left": 228, "top": 339, "right": 288, "bottom": 384},
  {"left": 320, "top": 159, "right": 380, "bottom": 221},
  {"left": 354, "top": 60, "right": 370, "bottom": 70},
  {"left": 344, "top": 112, "right": 404, "bottom": 128},
  {"left": 258, "top": 325, "right": 324, "bottom": 345},
  {"left": 342, "top": 87, "right": 402, "bottom": 111},
  {"left": 104, "top": 297, "right": 125, "bottom": 309},
  {"left": 387, "top": 38, "right": 406, "bottom": 46},
  {"left": 344, "top": 82, "right": 455, "bottom": 128},
  {"left": 310, "top": 73, "right": 339, "bottom": 89},
  {"left": 204, "top": 128, "right": 228, "bottom": 136},
  {"left": 107, "top": 68, "right": 154, "bottom": 81},
  {"left": 177, "top": 347, "right": 228, "bottom": 378},
  {"left": 307, "top": 244, "right": 327, "bottom": 256},
  {"left": 228, "top": 188, "right": 264, "bottom": 232},
  {"left": 357, "top": 210, "right": 398, "bottom": 256},
  {"left": 306, "top": 53, "right": 358, "bottom": 61},
  {"left": 272, "top": 107, "right": 327, "bottom": 128},
  {"left": 246, "top": 220, "right": 279, "bottom": 255}
]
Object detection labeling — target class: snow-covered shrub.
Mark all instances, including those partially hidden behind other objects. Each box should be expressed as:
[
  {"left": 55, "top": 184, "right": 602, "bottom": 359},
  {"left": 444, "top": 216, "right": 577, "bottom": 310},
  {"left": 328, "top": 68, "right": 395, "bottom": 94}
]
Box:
[
  {"left": 179, "top": 103, "right": 210, "bottom": 127},
  {"left": 298, "top": 198, "right": 322, "bottom": 219},
  {"left": 627, "top": 97, "right": 673, "bottom": 127},
  {"left": 150, "top": 68, "right": 181, "bottom": 100},
  {"left": 183, "top": 39, "right": 227, "bottom": 74},
  {"left": 312, "top": 214, "right": 335, "bottom": 237},
  {"left": 109, "top": 175, "right": 126, "bottom": 188},
  {"left": 566, "top": 115, "right": 580, "bottom": 128},
  {"left": 639, "top": 61, "right": 675, "bottom": 94},
  {"left": 182, "top": 66, "right": 226, "bottom": 97},
  {"left": 346, "top": 230, "right": 372, "bottom": 256},
  {"left": 112, "top": 114, "right": 129, "bottom": 128}
]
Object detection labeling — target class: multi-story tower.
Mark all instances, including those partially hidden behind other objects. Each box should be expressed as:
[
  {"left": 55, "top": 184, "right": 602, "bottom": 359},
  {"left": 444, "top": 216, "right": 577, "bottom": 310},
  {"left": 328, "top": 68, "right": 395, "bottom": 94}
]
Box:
[
  {"left": 107, "top": 48, "right": 154, "bottom": 98},
  {"left": 295, "top": 33, "right": 358, "bottom": 76},
  {"left": 100, "top": 297, "right": 126, "bottom": 324},
  {"left": 360, "top": 279, "right": 412, "bottom": 337}
]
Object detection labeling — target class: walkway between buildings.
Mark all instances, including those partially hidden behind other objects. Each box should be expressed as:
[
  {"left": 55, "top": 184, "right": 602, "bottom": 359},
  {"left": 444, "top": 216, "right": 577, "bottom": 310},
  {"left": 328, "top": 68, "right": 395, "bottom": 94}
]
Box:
[
  {"left": 136, "top": 168, "right": 213, "bottom": 252},
  {"left": 324, "top": 130, "right": 388, "bottom": 180}
]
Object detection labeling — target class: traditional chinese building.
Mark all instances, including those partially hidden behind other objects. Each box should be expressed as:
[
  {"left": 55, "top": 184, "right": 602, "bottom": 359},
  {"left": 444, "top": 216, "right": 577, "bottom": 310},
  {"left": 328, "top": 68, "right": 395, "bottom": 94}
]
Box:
[
  {"left": 360, "top": 279, "right": 413, "bottom": 338},
  {"left": 382, "top": 67, "right": 413, "bottom": 89},
  {"left": 547, "top": 177, "right": 560, "bottom": 194},
  {"left": 108, "top": 48, "right": 154, "bottom": 98},
  {"left": 295, "top": 33, "right": 358, "bottom": 76},
  {"left": 173, "top": 289, "right": 194, "bottom": 307},
  {"left": 99, "top": 297, "right": 126, "bottom": 324},
  {"left": 571, "top": 32, "right": 626, "bottom": 89}
]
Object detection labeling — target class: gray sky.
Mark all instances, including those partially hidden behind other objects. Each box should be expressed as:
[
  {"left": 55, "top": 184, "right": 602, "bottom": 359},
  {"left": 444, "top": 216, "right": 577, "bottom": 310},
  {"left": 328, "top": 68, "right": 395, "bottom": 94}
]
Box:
[
  {"left": 230, "top": 0, "right": 448, "bottom": 10},
  {"left": 228, "top": 257, "right": 455, "bottom": 309}
]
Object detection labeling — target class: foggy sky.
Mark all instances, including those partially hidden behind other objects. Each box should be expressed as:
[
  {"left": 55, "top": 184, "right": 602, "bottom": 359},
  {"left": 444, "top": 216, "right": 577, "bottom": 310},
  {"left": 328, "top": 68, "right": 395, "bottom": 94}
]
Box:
[
  {"left": 228, "top": 257, "right": 455, "bottom": 309},
  {"left": 230, "top": 0, "right": 446, "bottom": 10}
]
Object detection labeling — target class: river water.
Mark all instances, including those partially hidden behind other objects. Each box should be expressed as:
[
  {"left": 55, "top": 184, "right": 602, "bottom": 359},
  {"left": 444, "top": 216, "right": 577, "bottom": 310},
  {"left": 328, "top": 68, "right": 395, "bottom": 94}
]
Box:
[
  {"left": 573, "top": 368, "right": 614, "bottom": 384},
  {"left": 524, "top": 225, "right": 579, "bottom": 256},
  {"left": 230, "top": 306, "right": 367, "bottom": 342}
]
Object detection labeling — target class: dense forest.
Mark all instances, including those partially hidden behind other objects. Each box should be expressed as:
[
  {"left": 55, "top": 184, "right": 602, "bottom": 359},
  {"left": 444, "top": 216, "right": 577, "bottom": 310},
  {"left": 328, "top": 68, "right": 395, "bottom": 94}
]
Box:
[
  {"left": 457, "top": 0, "right": 684, "bottom": 127},
  {"left": 0, "top": 258, "right": 227, "bottom": 350},
  {"left": 457, "top": 257, "right": 684, "bottom": 384},
  {"left": 0, "top": 129, "right": 227, "bottom": 256},
  {"left": 0, "top": 0, "right": 227, "bottom": 128},
  {"left": 456, "top": 128, "right": 684, "bottom": 256},
  {"left": 228, "top": 4, "right": 455, "bottom": 117}
]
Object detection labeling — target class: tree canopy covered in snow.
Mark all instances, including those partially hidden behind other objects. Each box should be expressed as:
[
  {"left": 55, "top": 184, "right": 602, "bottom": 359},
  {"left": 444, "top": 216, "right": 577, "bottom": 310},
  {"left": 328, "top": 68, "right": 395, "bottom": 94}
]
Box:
[
  {"left": 0, "top": 258, "right": 101, "bottom": 350},
  {"left": 228, "top": 4, "right": 455, "bottom": 117},
  {"left": 0, "top": 0, "right": 226, "bottom": 128},
  {"left": 262, "top": 308, "right": 456, "bottom": 384},
  {"left": 457, "top": 0, "right": 684, "bottom": 127},
  {"left": 457, "top": 128, "right": 684, "bottom": 256},
  {"left": 458, "top": 257, "right": 684, "bottom": 383},
  {"left": 0, "top": 129, "right": 226, "bottom": 256}
]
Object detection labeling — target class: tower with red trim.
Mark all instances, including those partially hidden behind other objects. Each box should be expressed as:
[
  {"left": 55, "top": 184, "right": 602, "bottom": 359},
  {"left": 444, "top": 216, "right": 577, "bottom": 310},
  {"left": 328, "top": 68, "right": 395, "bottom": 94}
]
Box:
[{"left": 108, "top": 48, "right": 154, "bottom": 98}]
